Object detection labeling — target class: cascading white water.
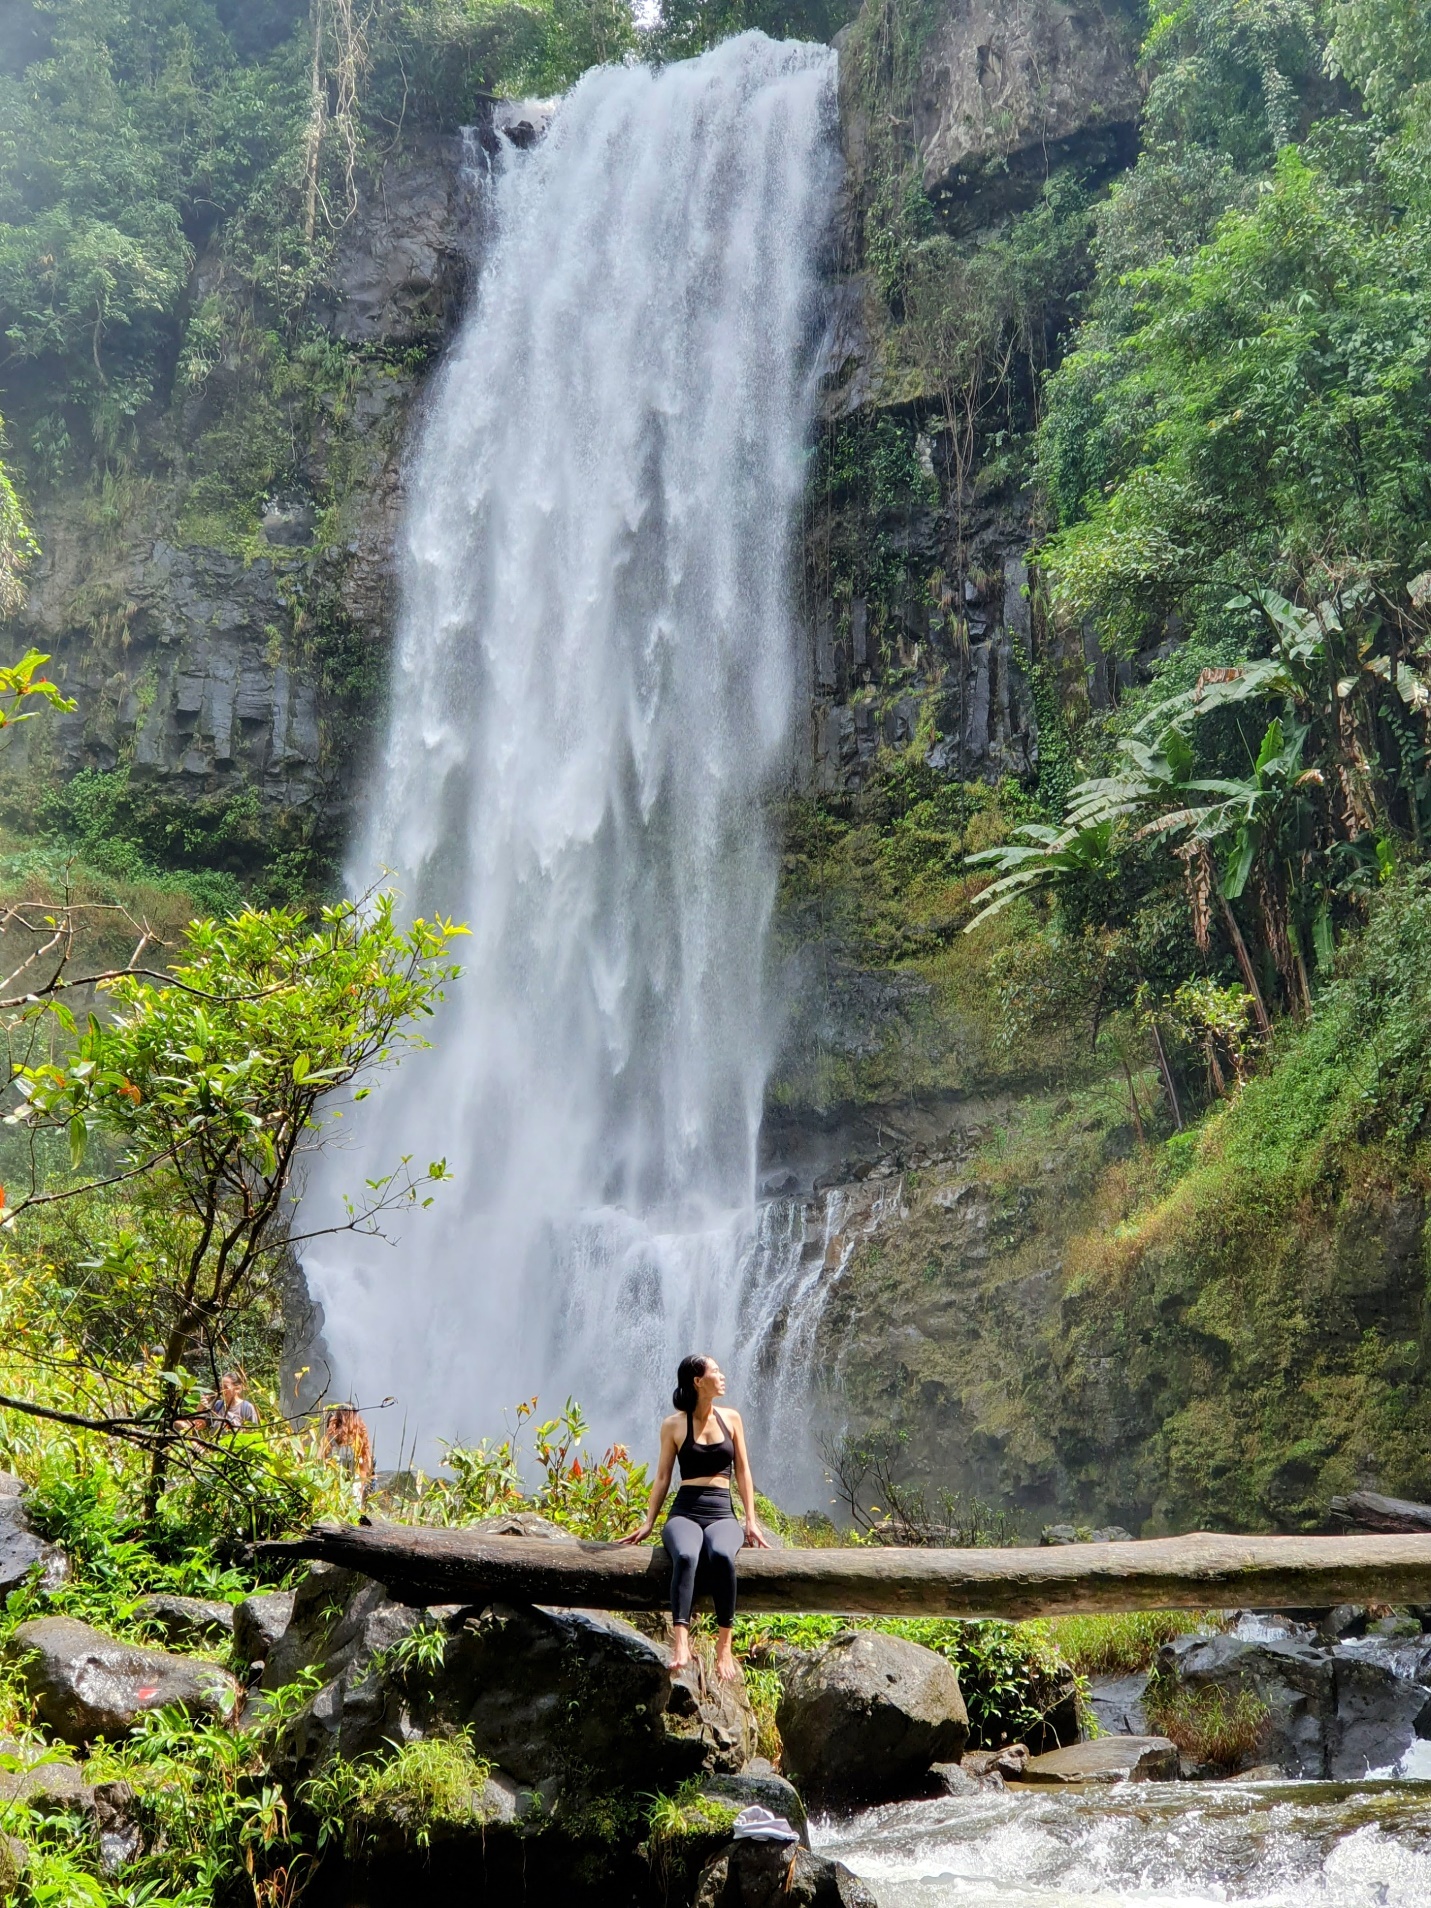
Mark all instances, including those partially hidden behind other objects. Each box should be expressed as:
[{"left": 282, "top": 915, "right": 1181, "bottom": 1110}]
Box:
[
  {"left": 815, "top": 1777, "right": 1431, "bottom": 1906},
  {"left": 300, "top": 33, "right": 838, "bottom": 1493}
]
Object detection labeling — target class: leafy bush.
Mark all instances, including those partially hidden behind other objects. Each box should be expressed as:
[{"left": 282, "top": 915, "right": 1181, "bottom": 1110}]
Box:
[
  {"left": 302, "top": 1732, "right": 495, "bottom": 1856},
  {"left": 733, "top": 1612, "right": 1079, "bottom": 1749},
  {"left": 421, "top": 1396, "right": 650, "bottom": 1539}
]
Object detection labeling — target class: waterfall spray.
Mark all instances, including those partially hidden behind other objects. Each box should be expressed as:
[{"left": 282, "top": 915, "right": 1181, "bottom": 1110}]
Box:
[{"left": 301, "top": 33, "right": 838, "bottom": 1494}]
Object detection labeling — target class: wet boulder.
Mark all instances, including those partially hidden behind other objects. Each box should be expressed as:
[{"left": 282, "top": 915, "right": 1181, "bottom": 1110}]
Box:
[
  {"left": 0, "top": 1740, "right": 91, "bottom": 1813},
  {"left": 699, "top": 1770, "right": 809, "bottom": 1846},
  {"left": 694, "top": 1839, "right": 877, "bottom": 1908},
  {"left": 1159, "top": 1632, "right": 1431, "bottom": 1777},
  {"left": 261, "top": 1568, "right": 422, "bottom": 1769},
  {"left": 1018, "top": 1737, "right": 1178, "bottom": 1783},
  {"left": 421, "top": 1600, "right": 757, "bottom": 1785},
  {"left": 959, "top": 1744, "right": 1030, "bottom": 1784},
  {"left": 233, "top": 1591, "right": 296, "bottom": 1674},
  {"left": 0, "top": 1477, "right": 67, "bottom": 1595},
  {"left": 1087, "top": 1670, "right": 1151, "bottom": 1736},
  {"left": 7, "top": 1618, "right": 241, "bottom": 1743},
  {"left": 134, "top": 1594, "right": 235, "bottom": 1651},
  {"left": 777, "top": 1630, "right": 968, "bottom": 1804},
  {"left": 264, "top": 1565, "right": 755, "bottom": 1788}
]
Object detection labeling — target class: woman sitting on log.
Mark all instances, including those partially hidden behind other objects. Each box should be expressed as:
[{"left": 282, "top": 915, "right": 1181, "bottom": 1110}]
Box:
[{"left": 620, "top": 1353, "right": 769, "bottom": 1682}]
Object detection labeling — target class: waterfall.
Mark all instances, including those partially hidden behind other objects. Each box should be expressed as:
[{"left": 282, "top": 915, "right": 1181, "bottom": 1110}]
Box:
[{"left": 300, "top": 33, "right": 839, "bottom": 1498}]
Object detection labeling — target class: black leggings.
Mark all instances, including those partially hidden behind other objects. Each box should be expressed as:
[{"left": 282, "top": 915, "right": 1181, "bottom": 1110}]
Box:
[{"left": 662, "top": 1486, "right": 744, "bottom": 1629}]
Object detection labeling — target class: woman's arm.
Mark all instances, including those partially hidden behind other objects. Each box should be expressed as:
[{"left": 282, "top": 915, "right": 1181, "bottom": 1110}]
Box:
[
  {"left": 618, "top": 1417, "right": 677, "bottom": 1544},
  {"left": 728, "top": 1411, "right": 770, "bottom": 1549}
]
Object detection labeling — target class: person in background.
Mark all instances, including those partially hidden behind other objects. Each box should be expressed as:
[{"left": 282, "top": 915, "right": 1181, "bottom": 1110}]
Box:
[
  {"left": 320, "top": 1403, "right": 375, "bottom": 1504},
  {"left": 618, "top": 1353, "right": 769, "bottom": 1683},
  {"left": 204, "top": 1372, "right": 258, "bottom": 1434}
]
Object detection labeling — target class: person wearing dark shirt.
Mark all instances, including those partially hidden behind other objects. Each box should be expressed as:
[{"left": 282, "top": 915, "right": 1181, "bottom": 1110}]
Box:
[{"left": 619, "top": 1354, "right": 768, "bottom": 1682}]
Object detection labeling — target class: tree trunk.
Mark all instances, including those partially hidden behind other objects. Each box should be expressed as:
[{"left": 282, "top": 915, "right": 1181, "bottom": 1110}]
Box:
[
  {"left": 254, "top": 1522, "right": 1431, "bottom": 1621},
  {"left": 1218, "top": 890, "right": 1272, "bottom": 1037}
]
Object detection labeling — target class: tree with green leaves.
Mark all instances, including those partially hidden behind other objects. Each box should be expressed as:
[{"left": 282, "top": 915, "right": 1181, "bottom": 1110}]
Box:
[{"left": 0, "top": 892, "right": 464, "bottom": 1508}]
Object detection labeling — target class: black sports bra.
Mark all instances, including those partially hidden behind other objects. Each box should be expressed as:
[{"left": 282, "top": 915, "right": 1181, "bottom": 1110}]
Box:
[{"left": 677, "top": 1408, "right": 735, "bottom": 1480}]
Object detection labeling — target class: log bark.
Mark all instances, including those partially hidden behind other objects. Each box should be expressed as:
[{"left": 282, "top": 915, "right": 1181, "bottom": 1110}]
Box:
[
  {"left": 255, "top": 1521, "right": 1431, "bottom": 1620},
  {"left": 1327, "top": 1490, "right": 1431, "bottom": 1536}
]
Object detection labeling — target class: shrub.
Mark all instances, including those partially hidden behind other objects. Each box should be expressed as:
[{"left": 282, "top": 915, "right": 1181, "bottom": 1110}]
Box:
[{"left": 1144, "top": 1681, "right": 1270, "bottom": 1771}]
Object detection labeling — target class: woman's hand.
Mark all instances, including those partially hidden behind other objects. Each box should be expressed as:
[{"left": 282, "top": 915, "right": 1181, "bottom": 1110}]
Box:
[
  {"left": 617, "top": 1524, "right": 655, "bottom": 1546},
  {"left": 743, "top": 1524, "right": 772, "bottom": 1549}
]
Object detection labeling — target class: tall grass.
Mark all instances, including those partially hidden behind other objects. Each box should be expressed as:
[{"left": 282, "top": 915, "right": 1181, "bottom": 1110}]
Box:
[{"left": 1046, "top": 1610, "right": 1209, "bottom": 1677}]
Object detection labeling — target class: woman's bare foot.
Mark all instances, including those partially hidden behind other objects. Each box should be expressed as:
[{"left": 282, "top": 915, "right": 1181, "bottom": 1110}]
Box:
[
  {"left": 669, "top": 1625, "right": 693, "bottom": 1676},
  {"left": 714, "top": 1634, "right": 741, "bottom": 1684}
]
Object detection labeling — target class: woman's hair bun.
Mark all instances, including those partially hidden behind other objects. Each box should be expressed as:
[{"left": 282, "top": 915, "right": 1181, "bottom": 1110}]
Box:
[{"left": 673, "top": 1354, "right": 708, "bottom": 1413}]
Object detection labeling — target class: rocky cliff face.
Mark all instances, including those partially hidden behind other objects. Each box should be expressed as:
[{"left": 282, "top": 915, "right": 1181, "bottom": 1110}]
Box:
[
  {"left": 800, "top": 0, "right": 1140, "bottom": 796},
  {"left": 4, "top": 5, "right": 1137, "bottom": 844},
  {"left": 3, "top": 127, "right": 484, "bottom": 854},
  {"left": 912, "top": 0, "right": 1140, "bottom": 226}
]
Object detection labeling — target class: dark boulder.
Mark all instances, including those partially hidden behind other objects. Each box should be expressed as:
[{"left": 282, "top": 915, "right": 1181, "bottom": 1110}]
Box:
[
  {"left": 1087, "top": 1670, "right": 1151, "bottom": 1736},
  {"left": 7, "top": 1617, "right": 240, "bottom": 1743},
  {"left": 0, "top": 1739, "right": 139, "bottom": 1866},
  {"left": 234, "top": 1591, "right": 296, "bottom": 1674},
  {"left": 134, "top": 1594, "right": 235, "bottom": 1651},
  {"left": 421, "top": 1600, "right": 756, "bottom": 1786},
  {"left": 699, "top": 1771, "right": 809, "bottom": 1846},
  {"left": 1159, "top": 1632, "right": 1431, "bottom": 1777},
  {"left": 264, "top": 1565, "right": 755, "bottom": 1788},
  {"left": 259, "top": 1562, "right": 376, "bottom": 1694},
  {"left": 0, "top": 1740, "right": 90, "bottom": 1812},
  {"left": 694, "top": 1840, "right": 876, "bottom": 1908},
  {"left": 960, "top": 1744, "right": 1029, "bottom": 1783},
  {"left": 777, "top": 1630, "right": 968, "bottom": 1804},
  {"left": 0, "top": 1477, "right": 67, "bottom": 1595}
]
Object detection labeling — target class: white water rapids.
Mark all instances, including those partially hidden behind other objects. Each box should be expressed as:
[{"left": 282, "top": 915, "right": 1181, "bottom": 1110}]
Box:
[
  {"left": 816, "top": 1778, "right": 1431, "bottom": 1907},
  {"left": 300, "top": 34, "right": 838, "bottom": 1488}
]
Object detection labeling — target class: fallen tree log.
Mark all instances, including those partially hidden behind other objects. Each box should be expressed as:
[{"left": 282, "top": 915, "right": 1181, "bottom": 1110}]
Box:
[
  {"left": 254, "top": 1521, "right": 1431, "bottom": 1620},
  {"left": 1327, "top": 1489, "right": 1431, "bottom": 1536}
]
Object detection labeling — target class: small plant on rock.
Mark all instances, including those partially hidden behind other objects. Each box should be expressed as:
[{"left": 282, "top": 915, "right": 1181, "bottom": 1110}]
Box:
[{"left": 1145, "top": 1681, "right": 1271, "bottom": 1772}]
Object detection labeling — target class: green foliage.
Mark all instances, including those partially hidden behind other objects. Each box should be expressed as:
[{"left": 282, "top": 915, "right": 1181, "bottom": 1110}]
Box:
[
  {"left": 1141, "top": 0, "right": 1321, "bottom": 162},
  {"left": 42, "top": 767, "right": 265, "bottom": 900},
  {"left": 3, "top": 892, "right": 463, "bottom": 1507},
  {"left": 302, "top": 1731, "right": 495, "bottom": 1855},
  {"left": 735, "top": 1612, "right": 1078, "bottom": 1748},
  {"left": 1039, "top": 146, "right": 1431, "bottom": 654},
  {"left": 645, "top": 0, "right": 854, "bottom": 61},
  {"left": 0, "top": 0, "right": 642, "bottom": 487},
  {"left": 1045, "top": 869, "right": 1431, "bottom": 1529},
  {"left": 1325, "top": 0, "right": 1431, "bottom": 129},
  {"left": 1013, "top": 0, "right": 1431, "bottom": 1065},
  {"left": 1045, "top": 1608, "right": 1207, "bottom": 1677},
  {"left": 0, "top": 434, "right": 37, "bottom": 613},
  {"left": 0, "top": 651, "right": 76, "bottom": 731},
  {"left": 642, "top": 1778, "right": 736, "bottom": 1847},
  {"left": 423, "top": 1395, "right": 651, "bottom": 1538}
]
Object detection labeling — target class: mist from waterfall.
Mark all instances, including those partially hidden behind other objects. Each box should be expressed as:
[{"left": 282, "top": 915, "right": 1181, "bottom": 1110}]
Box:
[{"left": 300, "top": 34, "right": 838, "bottom": 1498}]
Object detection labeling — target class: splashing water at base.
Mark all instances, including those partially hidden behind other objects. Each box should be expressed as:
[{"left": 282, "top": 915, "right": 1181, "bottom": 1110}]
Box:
[
  {"left": 814, "top": 1779, "right": 1431, "bottom": 1907},
  {"left": 299, "top": 34, "right": 838, "bottom": 1488}
]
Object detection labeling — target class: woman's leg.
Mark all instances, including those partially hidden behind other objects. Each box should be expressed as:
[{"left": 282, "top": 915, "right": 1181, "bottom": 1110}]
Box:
[
  {"left": 702, "top": 1518, "right": 746, "bottom": 1682},
  {"left": 662, "top": 1516, "right": 702, "bottom": 1671}
]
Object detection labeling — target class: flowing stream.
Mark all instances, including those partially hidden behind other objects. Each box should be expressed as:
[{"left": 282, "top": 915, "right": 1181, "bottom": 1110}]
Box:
[
  {"left": 300, "top": 34, "right": 838, "bottom": 1486},
  {"left": 815, "top": 1778, "right": 1431, "bottom": 1907}
]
